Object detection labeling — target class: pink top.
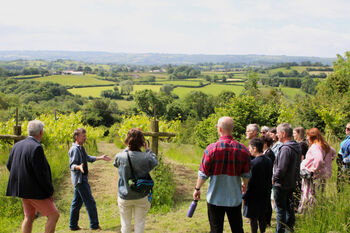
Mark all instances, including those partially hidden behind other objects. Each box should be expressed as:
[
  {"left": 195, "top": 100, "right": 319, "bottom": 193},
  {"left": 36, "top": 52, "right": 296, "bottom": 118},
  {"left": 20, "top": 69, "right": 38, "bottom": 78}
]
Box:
[{"left": 300, "top": 143, "right": 336, "bottom": 179}]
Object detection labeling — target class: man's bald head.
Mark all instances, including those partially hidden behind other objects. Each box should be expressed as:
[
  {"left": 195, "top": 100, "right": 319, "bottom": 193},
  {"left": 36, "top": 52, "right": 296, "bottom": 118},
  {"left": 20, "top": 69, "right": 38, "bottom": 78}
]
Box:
[{"left": 217, "top": 117, "right": 234, "bottom": 134}]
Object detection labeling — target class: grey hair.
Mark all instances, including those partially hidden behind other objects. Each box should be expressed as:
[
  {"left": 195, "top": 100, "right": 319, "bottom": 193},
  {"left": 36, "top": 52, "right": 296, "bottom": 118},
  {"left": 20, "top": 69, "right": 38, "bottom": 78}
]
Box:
[
  {"left": 27, "top": 120, "right": 44, "bottom": 136},
  {"left": 217, "top": 116, "right": 234, "bottom": 131},
  {"left": 261, "top": 126, "right": 270, "bottom": 132},
  {"left": 277, "top": 123, "right": 293, "bottom": 138},
  {"left": 247, "top": 123, "right": 259, "bottom": 133}
]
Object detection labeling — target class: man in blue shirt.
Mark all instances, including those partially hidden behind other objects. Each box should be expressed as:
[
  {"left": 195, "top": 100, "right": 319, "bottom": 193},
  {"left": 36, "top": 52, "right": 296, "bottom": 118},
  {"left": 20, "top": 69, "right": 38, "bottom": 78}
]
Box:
[
  {"left": 193, "top": 117, "right": 251, "bottom": 233},
  {"left": 68, "top": 128, "right": 111, "bottom": 231},
  {"left": 339, "top": 122, "right": 350, "bottom": 173}
]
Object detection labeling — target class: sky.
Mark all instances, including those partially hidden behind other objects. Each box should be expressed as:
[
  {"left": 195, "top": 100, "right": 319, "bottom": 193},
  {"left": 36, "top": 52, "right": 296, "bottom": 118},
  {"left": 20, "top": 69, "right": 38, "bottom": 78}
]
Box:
[{"left": 0, "top": 0, "right": 349, "bottom": 58}]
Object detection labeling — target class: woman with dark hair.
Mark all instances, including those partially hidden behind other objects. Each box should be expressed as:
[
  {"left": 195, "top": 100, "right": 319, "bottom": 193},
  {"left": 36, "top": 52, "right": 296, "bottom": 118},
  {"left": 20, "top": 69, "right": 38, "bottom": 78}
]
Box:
[
  {"left": 298, "top": 128, "right": 336, "bottom": 213},
  {"left": 260, "top": 135, "right": 275, "bottom": 226},
  {"left": 114, "top": 128, "right": 158, "bottom": 233},
  {"left": 243, "top": 138, "right": 273, "bottom": 233}
]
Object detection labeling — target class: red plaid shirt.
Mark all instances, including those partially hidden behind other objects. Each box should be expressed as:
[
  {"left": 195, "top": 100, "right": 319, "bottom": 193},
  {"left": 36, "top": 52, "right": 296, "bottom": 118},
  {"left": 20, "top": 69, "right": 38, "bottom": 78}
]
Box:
[{"left": 199, "top": 135, "right": 251, "bottom": 177}]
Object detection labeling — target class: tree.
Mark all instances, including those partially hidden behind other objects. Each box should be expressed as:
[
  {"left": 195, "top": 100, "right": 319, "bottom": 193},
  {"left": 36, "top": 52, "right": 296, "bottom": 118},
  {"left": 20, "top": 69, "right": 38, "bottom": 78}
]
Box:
[
  {"left": 160, "top": 84, "right": 174, "bottom": 95},
  {"left": 120, "top": 80, "right": 133, "bottom": 95},
  {"left": 301, "top": 76, "right": 317, "bottom": 94},
  {"left": 242, "top": 72, "right": 260, "bottom": 96},
  {"left": 134, "top": 90, "right": 172, "bottom": 117},
  {"left": 83, "top": 99, "right": 116, "bottom": 127},
  {"left": 182, "top": 91, "right": 215, "bottom": 120},
  {"left": 84, "top": 66, "right": 92, "bottom": 73}
]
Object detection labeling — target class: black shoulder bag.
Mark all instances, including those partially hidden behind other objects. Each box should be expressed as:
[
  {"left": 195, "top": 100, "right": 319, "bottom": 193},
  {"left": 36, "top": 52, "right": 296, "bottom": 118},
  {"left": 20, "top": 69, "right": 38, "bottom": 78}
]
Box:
[{"left": 126, "top": 151, "right": 154, "bottom": 195}]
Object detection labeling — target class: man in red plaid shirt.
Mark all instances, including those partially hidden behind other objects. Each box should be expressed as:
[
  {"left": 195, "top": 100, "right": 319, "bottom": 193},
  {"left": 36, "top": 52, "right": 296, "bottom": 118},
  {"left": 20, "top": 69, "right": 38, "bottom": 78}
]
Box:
[{"left": 193, "top": 116, "right": 251, "bottom": 233}]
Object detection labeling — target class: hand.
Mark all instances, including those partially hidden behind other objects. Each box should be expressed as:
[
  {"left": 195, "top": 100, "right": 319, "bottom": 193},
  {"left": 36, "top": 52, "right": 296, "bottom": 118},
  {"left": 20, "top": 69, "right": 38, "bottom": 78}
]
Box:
[
  {"left": 100, "top": 154, "right": 111, "bottom": 161},
  {"left": 144, "top": 140, "right": 149, "bottom": 150},
  {"left": 193, "top": 189, "right": 201, "bottom": 201},
  {"left": 241, "top": 184, "right": 246, "bottom": 194},
  {"left": 77, "top": 163, "right": 84, "bottom": 173}
]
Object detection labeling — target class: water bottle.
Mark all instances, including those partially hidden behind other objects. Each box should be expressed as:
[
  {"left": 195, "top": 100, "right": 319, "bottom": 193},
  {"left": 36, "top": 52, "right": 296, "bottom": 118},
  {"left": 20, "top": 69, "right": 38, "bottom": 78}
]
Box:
[{"left": 186, "top": 200, "right": 198, "bottom": 218}]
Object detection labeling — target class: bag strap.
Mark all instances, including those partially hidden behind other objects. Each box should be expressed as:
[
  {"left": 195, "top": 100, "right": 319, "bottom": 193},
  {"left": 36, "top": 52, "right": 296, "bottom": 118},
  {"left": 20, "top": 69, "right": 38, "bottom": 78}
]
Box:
[{"left": 126, "top": 150, "right": 137, "bottom": 179}]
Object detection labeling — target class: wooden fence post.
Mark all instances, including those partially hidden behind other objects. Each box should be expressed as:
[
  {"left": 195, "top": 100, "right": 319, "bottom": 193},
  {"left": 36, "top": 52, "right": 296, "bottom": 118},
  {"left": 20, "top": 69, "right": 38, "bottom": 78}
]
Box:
[
  {"left": 150, "top": 119, "right": 159, "bottom": 155},
  {"left": 13, "top": 108, "right": 21, "bottom": 144}
]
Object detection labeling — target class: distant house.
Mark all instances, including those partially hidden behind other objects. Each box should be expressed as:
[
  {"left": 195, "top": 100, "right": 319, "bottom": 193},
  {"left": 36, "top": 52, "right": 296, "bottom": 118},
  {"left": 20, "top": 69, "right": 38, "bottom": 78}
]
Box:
[{"left": 62, "top": 70, "right": 84, "bottom": 75}]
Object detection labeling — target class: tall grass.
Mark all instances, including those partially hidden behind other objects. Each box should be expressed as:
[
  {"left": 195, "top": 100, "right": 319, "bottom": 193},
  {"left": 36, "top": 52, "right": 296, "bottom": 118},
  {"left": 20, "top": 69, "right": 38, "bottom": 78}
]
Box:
[
  {"left": 295, "top": 140, "right": 350, "bottom": 233},
  {"left": 295, "top": 180, "right": 350, "bottom": 232}
]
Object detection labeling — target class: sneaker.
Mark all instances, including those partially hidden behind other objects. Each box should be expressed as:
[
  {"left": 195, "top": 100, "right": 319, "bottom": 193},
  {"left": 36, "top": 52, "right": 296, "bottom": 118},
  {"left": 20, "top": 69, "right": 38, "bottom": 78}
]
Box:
[
  {"left": 70, "top": 226, "right": 81, "bottom": 231},
  {"left": 91, "top": 226, "right": 102, "bottom": 230}
]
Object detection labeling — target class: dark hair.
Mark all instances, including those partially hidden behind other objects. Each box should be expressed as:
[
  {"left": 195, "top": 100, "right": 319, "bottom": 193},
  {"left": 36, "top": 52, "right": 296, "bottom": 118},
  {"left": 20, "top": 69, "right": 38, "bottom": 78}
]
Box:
[
  {"left": 269, "top": 127, "right": 277, "bottom": 134},
  {"left": 73, "top": 128, "right": 86, "bottom": 141},
  {"left": 260, "top": 135, "right": 274, "bottom": 148},
  {"left": 124, "top": 128, "right": 145, "bottom": 151},
  {"left": 249, "top": 138, "right": 263, "bottom": 153}
]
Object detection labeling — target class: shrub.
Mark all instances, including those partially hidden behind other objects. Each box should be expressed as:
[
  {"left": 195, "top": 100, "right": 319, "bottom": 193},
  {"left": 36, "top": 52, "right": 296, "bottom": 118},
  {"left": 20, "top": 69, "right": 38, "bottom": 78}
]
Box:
[{"left": 150, "top": 154, "right": 176, "bottom": 213}]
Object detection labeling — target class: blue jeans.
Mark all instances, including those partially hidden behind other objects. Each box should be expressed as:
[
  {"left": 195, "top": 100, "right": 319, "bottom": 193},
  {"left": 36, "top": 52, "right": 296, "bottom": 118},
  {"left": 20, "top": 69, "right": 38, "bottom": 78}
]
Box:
[
  {"left": 69, "top": 176, "right": 99, "bottom": 229},
  {"left": 273, "top": 186, "right": 295, "bottom": 233}
]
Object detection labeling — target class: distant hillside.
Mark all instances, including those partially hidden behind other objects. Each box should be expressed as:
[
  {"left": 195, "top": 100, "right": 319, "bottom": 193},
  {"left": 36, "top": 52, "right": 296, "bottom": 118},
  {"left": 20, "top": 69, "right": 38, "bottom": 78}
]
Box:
[{"left": 0, "top": 50, "right": 335, "bottom": 66}]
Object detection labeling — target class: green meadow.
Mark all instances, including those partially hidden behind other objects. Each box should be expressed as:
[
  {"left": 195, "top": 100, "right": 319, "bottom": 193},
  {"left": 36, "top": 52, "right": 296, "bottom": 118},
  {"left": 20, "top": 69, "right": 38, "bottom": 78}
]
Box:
[
  {"left": 34, "top": 74, "right": 115, "bottom": 86},
  {"left": 173, "top": 84, "right": 245, "bottom": 98}
]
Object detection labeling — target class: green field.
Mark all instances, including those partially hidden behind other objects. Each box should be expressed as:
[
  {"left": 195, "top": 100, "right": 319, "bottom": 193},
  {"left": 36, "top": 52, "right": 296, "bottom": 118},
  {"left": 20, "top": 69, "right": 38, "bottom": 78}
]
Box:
[
  {"left": 114, "top": 99, "right": 134, "bottom": 109},
  {"left": 33, "top": 74, "right": 116, "bottom": 86},
  {"left": 173, "top": 84, "right": 245, "bottom": 98},
  {"left": 69, "top": 86, "right": 115, "bottom": 97},
  {"left": 69, "top": 85, "right": 161, "bottom": 98},
  {"left": 158, "top": 80, "right": 207, "bottom": 86}
]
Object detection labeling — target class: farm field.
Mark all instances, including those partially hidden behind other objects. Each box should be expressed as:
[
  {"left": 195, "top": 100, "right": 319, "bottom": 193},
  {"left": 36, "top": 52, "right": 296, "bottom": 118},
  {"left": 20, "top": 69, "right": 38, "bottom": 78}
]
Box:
[
  {"left": 173, "top": 84, "right": 245, "bottom": 98},
  {"left": 69, "top": 86, "right": 115, "bottom": 97},
  {"left": 32, "top": 74, "right": 116, "bottom": 86},
  {"left": 68, "top": 85, "right": 162, "bottom": 98},
  {"left": 114, "top": 99, "right": 134, "bottom": 109},
  {"left": 159, "top": 80, "right": 207, "bottom": 86}
]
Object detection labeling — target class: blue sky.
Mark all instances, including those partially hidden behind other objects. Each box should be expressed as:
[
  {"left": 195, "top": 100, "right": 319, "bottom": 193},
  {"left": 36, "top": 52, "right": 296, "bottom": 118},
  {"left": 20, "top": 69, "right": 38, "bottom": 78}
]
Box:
[{"left": 1, "top": 0, "right": 349, "bottom": 57}]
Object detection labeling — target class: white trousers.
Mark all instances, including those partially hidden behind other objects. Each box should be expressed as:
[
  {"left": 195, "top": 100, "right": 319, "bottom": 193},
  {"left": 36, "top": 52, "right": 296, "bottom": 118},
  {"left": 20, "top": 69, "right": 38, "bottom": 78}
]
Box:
[{"left": 118, "top": 196, "right": 151, "bottom": 233}]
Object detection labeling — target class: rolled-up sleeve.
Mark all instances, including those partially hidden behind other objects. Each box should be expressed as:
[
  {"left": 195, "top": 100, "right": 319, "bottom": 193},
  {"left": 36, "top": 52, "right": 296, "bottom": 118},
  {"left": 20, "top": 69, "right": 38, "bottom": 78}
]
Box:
[{"left": 69, "top": 148, "right": 80, "bottom": 171}]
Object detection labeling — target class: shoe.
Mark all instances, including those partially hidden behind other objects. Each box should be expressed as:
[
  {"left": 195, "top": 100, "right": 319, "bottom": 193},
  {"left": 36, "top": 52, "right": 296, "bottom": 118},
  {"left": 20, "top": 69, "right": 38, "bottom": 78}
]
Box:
[
  {"left": 91, "top": 226, "right": 102, "bottom": 230},
  {"left": 70, "top": 226, "right": 81, "bottom": 231}
]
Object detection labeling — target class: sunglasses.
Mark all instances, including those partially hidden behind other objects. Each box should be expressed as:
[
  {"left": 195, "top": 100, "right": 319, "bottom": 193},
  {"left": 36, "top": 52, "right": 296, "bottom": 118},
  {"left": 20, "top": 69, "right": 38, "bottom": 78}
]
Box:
[{"left": 346, "top": 127, "right": 350, "bottom": 131}]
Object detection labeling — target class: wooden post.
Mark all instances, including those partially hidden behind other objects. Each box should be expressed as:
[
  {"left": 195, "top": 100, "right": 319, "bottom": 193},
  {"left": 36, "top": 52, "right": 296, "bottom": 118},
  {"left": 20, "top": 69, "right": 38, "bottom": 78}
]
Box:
[
  {"left": 150, "top": 119, "right": 159, "bottom": 155},
  {"left": 13, "top": 108, "right": 21, "bottom": 144}
]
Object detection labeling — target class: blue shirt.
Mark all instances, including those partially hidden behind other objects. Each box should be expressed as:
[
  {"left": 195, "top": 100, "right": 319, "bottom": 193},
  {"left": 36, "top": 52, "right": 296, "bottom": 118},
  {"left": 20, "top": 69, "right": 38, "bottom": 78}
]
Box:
[
  {"left": 339, "top": 135, "right": 350, "bottom": 167},
  {"left": 199, "top": 170, "right": 250, "bottom": 207}
]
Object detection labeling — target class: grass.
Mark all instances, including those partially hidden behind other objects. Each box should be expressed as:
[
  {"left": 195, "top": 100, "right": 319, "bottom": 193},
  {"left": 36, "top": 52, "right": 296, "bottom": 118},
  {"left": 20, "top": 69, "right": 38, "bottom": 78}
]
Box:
[
  {"left": 114, "top": 99, "right": 135, "bottom": 110},
  {"left": 157, "top": 80, "right": 206, "bottom": 86},
  {"left": 159, "top": 143, "right": 203, "bottom": 171},
  {"left": 33, "top": 74, "right": 116, "bottom": 86},
  {"left": 69, "top": 86, "right": 115, "bottom": 97},
  {"left": 173, "top": 84, "right": 244, "bottom": 98},
  {"left": 68, "top": 85, "right": 161, "bottom": 98}
]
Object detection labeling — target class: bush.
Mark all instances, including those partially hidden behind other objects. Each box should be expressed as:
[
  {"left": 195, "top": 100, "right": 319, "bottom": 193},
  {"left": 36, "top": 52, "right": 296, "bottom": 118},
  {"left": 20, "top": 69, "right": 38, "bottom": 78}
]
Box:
[{"left": 150, "top": 154, "right": 176, "bottom": 213}]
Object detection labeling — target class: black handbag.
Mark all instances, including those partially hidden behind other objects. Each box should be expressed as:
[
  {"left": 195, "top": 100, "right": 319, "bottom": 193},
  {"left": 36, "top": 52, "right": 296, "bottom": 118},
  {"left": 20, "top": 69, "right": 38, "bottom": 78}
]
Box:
[{"left": 127, "top": 151, "right": 154, "bottom": 195}]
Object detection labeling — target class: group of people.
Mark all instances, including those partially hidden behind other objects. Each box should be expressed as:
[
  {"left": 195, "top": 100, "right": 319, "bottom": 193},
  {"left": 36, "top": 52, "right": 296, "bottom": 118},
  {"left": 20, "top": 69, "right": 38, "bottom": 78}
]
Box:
[
  {"left": 6, "top": 120, "right": 158, "bottom": 233},
  {"left": 193, "top": 118, "right": 347, "bottom": 233},
  {"left": 5, "top": 118, "right": 350, "bottom": 233}
]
